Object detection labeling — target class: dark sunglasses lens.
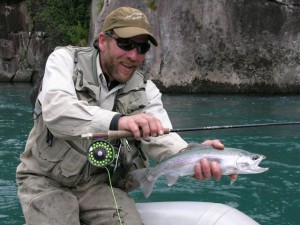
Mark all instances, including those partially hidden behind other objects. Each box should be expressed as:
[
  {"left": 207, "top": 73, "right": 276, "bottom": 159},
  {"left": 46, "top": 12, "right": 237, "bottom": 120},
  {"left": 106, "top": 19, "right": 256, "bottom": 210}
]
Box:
[
  {"left": 116, "top": 39, "right": 136, "bottom": 51},
  {"left": 116, "top": 39, "right": 150, "bottom": 54},
  {"left": 137, "top": 43, "right": 150, "bottom": 54}
]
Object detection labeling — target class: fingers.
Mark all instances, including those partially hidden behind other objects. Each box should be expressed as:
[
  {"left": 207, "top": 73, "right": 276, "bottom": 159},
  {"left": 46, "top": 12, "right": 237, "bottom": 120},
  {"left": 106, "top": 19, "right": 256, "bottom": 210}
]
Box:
[
  {"left": 196, "top": 140, "right": 223, "bottom": 180},
  {"left": 194, "top": 158, "right": 239, "bottom": 182},
  {"left": 118, "top": 113, "right": 165, "bottom": 140},
  {"left": 194, "top": 158, "right": 222, "bottom": 181},
  {"left": 195, "top": 140, "right": 237, "bottom": 182},
  {"left": 229, "top": 174, "right": 238, "bottom": 180},
  {"left": 202, "top": 139, "right": 224, "bottom": 150}
]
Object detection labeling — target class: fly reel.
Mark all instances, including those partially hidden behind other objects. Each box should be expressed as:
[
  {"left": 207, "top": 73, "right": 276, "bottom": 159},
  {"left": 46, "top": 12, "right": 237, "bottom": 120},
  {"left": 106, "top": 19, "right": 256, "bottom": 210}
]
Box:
[{"left": 87, "top": 140, "right": 115, "bottom": 168}]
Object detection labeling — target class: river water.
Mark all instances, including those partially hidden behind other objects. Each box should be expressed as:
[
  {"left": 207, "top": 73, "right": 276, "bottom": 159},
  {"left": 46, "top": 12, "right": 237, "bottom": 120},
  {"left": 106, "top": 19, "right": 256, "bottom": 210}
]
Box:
[{"left": 0, "top": 83, "right": 299, "bottom": 225}]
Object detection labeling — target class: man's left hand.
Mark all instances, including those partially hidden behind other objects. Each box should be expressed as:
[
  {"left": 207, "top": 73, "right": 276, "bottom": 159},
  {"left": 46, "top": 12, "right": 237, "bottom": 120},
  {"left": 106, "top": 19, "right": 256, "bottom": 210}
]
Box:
[{"left": 194, "top": 139, "right": 238, "bottom": 181}]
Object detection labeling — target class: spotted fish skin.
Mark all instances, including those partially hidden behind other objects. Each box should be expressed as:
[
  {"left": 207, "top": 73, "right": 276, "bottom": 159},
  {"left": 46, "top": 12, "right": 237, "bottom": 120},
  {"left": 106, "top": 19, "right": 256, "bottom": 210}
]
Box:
[{"left": 130, "top": 144, "right": 268, "bottom": 198}]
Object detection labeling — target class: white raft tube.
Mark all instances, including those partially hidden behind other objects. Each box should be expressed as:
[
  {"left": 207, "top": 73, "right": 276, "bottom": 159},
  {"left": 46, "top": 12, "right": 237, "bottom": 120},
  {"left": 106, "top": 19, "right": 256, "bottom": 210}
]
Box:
[{"left": 136, "top": 201, "right": 260, "bottom": 225}]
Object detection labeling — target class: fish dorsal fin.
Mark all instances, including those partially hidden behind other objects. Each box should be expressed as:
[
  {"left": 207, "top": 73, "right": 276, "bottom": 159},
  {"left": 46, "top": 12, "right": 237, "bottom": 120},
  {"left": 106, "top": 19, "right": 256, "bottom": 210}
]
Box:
[{"left": 165, "top": 174, "right": 179, "bottom": 186}]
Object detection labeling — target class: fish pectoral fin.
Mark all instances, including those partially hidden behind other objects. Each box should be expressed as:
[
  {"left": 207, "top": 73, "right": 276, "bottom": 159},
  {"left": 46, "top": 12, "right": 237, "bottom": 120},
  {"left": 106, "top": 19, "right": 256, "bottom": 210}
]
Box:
[
  {"left": 165, "top": 174, "right": 179, "bottom": 186},
  {"left": 229, "top": 177, "right": 237, "bottom": 185}
]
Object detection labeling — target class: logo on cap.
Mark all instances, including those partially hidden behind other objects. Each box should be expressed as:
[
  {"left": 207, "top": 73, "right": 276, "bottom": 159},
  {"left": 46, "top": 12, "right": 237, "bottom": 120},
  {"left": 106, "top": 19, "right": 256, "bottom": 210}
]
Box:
[{"left": 125, "top": 12, "right": 150, "bottom": 25}]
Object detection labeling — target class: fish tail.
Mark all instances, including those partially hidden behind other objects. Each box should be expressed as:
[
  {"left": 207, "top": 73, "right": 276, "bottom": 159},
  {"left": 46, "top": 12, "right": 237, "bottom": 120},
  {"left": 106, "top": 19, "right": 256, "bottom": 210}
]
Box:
[{"left": 130, "top": 168, "right": 156, "bottom": 198}]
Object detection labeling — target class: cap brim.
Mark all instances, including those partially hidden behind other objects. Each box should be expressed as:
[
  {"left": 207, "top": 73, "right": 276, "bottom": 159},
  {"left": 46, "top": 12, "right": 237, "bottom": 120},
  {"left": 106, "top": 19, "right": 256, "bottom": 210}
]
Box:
[{"left": 114, "top": 27, "right": 158, "bottom": 46}]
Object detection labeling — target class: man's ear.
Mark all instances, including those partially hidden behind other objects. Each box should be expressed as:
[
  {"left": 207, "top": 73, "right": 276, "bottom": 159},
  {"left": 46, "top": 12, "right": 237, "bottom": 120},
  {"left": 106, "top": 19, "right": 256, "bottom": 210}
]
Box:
[{"left": 98, "top": 32, "right": 106, "bottom": 51}]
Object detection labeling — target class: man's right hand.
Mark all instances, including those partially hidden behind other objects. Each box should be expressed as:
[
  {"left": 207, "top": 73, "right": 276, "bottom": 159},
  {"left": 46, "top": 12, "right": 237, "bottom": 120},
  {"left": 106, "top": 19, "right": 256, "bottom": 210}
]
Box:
[{"left": 118, "top": 113, "right": 165, "bottom": 140}]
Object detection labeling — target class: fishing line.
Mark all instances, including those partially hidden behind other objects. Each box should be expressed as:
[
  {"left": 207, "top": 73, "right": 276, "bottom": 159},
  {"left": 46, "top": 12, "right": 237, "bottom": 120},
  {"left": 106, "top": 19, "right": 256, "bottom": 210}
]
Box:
[
  {"left": 105, "top": 166, "right": 123, "bottom": 225},
  {"left": 87, "top": 140, "right": 123, "bottom": 225}
]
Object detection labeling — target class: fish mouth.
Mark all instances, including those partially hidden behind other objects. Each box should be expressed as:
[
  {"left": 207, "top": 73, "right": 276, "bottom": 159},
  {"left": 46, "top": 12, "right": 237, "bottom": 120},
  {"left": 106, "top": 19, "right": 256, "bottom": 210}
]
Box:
[
  {"left": 237, "top": 154, "right": 269, "bottom": 174},
  {"left": 251, "top": 155, "right": 269, "bottom": 173}
]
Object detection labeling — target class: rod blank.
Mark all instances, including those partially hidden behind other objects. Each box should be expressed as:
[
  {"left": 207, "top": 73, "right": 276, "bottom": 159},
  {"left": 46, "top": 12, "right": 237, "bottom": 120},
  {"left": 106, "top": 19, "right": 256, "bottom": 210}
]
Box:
[{"left": 170, "top": 122, "right": 300, "bottom": 132}]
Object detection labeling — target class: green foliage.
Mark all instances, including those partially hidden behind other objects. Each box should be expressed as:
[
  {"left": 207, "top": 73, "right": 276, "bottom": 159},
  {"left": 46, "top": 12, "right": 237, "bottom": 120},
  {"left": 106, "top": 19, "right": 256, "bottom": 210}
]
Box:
[
  {"left": 147, "top": 1, "right": 157, "bottom": 10},
  {"left": 67, "top": 21, "right": 88, "bottom": 47},
  {"left": 194, "top": 16, "right": 202, "bottom": 29},
  {"left": 27, "top": 0, "right": 91, "bottom": 47},
  {"left": 20, "top": 49, "right": 28, "bottom": 62},
  {"left": 97, "top": 0, "right": 104, "bottom": 14}
]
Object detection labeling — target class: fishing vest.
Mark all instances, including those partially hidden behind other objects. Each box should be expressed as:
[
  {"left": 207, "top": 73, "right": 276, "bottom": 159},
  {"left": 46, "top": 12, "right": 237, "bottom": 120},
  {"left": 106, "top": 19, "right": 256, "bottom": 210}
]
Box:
[{"left": 32, "top": 46, "right": 148, "bottom": 191}]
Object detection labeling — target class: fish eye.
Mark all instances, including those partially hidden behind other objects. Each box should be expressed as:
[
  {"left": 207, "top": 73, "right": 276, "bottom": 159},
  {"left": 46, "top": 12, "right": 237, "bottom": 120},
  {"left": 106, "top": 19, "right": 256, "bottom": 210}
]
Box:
[{"left": 252, "top": 155, "right": 260, "bottom": 160}]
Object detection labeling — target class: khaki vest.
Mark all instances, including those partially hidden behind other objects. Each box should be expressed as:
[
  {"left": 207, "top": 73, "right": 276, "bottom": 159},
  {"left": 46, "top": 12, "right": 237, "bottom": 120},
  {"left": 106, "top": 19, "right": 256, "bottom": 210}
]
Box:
[{"left": 30, "top": 46, "right": 148, "bottom": 191}]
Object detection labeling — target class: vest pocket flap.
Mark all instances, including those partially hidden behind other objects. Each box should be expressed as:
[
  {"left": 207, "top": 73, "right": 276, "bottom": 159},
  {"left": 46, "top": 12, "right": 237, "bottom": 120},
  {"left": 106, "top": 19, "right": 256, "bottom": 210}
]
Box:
[
  {"left": 74, "top": 71, "right": 99, "bottom": 101},
  {"left": 117, "top": 91, "right": 148, "bottom": 115},
  {"left": 36, "top": 130, "right": 71, "bottom": 163}
]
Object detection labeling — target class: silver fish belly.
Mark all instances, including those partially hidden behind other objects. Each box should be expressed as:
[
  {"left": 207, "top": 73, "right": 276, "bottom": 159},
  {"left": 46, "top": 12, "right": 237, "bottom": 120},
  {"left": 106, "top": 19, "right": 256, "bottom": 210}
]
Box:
[{"left": 130, "top": 144, "right": 268, "bottom": 198}]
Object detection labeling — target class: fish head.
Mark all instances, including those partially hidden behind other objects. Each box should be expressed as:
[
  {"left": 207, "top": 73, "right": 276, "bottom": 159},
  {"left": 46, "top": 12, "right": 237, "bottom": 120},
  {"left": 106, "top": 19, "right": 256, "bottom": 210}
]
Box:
[{"left": 236, "top": 151, "right": 269, "bottom": 174}]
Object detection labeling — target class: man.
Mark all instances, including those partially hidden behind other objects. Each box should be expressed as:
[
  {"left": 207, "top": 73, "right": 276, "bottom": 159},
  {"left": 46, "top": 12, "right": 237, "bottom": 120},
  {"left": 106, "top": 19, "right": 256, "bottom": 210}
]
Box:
[{"left": 17, "top": 7, "right": 234, "bottom": 225}]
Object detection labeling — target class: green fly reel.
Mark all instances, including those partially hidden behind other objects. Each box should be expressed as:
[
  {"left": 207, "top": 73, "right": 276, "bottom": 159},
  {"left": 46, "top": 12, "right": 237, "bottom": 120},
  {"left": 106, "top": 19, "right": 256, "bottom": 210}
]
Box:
[{"left": 87, "top": 140, "right": 115, "bottom": 168}]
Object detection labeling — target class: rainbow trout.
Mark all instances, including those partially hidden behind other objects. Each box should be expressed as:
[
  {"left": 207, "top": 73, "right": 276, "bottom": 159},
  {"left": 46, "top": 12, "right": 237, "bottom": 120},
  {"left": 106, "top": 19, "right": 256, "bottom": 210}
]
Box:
[{"left": 130, "top": 144, "right": 268, "bottom": 198}]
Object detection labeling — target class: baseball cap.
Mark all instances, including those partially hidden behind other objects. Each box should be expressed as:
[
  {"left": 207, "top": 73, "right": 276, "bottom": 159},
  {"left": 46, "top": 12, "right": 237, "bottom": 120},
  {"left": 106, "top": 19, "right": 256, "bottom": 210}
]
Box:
[{"left": 102, "top": 7, "right": 158, "bottom": 46}]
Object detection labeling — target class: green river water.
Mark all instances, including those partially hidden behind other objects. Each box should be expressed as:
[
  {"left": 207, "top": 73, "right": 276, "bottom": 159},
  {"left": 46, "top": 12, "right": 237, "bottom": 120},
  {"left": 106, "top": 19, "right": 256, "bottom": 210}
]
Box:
[{"left": 0, "top": 83, "right": 299, "bottom": 225}]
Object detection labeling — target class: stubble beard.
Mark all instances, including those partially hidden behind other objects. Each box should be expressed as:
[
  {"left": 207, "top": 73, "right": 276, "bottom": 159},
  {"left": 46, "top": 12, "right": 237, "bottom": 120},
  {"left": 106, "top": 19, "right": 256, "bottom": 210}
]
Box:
[{"left": 107, "top": 58, "right": 139, "bottom": 84}]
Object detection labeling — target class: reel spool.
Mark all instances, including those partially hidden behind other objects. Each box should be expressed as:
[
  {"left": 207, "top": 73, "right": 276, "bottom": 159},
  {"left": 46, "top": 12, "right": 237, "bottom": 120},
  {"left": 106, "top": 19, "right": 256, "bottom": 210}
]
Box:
[{"left": 87, "top": 140, "right": 115, "bottom": 168}]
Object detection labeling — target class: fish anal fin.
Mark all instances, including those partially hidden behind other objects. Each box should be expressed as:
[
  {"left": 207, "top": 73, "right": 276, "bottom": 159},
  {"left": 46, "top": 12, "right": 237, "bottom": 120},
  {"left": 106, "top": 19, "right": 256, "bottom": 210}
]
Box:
[{"left": 165, "top": 174, "right": 179, "bottom": 186}]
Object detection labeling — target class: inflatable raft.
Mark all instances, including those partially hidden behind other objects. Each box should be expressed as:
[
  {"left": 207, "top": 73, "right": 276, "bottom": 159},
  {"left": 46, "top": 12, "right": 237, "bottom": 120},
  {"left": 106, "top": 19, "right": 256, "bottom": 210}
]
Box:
[{"left": 137, "top": 201, "right": 259, "bottom": 225}]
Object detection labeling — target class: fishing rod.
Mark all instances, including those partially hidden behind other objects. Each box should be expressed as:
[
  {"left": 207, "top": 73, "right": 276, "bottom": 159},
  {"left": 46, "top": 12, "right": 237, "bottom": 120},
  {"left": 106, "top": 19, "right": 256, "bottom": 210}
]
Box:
[{"left": 81, "top": 121, "right": 300, "bottom": 140}]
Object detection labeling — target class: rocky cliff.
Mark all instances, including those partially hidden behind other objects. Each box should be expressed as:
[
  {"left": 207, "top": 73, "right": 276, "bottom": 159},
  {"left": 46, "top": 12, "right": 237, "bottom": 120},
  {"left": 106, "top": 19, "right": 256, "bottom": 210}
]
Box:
[
  {"left": 1, "top": 0, "right": 300, "bottom": 94},
  {"left": 0, "top": 0, "right": 51, "bottom": 82}
]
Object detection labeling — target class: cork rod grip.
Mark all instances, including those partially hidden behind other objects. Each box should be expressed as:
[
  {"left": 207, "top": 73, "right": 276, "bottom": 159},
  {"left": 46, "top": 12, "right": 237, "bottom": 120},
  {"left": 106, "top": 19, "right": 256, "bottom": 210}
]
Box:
[{"left": 81, "top": 128, "right": 171, "bottom": 140}]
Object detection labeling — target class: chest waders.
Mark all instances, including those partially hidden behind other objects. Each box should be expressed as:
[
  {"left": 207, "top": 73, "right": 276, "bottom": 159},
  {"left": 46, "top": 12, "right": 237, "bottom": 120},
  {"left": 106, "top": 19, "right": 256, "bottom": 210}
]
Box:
[{"left": 33, "top": 46, "right": 149, "bottom": 191}]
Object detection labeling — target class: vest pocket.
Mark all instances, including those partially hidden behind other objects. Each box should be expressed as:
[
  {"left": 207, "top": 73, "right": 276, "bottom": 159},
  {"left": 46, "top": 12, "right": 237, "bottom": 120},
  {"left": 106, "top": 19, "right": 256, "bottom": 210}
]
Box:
[
  {"left": 61, "top": 144, "right": 87, "bottom": 178},
  {"left": 35, "top": 128, "right": 89, "bottom": 187},
  {"left": 116, "top": 91, "right": 148, "bottom": 115},
  {"left": 74, "top": 72, "right": 98, "bottom": 105},
  {"left": 51, "top": 148, "right": 88, "bottom": 187},
  {"left": 35, "top": 128, "right": 70, "bottom": 171}
]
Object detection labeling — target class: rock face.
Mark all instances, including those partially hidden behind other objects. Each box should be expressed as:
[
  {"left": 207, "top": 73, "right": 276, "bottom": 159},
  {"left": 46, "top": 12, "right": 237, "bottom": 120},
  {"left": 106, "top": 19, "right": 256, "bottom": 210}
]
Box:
[
  {"left": 1, "top": 0, "right": 300, "bottom": 94},
  {"left": 94, "top": 0, "right": 300, "bottom": 94},
  {"left": 0, "top": 0, "right": 50, "bottom": 82}
]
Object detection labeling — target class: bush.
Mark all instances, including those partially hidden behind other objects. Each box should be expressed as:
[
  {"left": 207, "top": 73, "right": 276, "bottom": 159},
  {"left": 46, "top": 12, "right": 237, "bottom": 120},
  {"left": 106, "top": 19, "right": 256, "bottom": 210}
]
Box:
[{"left": 27, "top": 0, "right": 91, "bottom": 47}]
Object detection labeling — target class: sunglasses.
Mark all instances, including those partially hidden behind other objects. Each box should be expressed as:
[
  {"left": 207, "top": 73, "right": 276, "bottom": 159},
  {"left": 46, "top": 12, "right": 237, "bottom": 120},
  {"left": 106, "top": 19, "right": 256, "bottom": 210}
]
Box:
[{"left": 106, "top": 32, "right": 151, "bottom": 54}]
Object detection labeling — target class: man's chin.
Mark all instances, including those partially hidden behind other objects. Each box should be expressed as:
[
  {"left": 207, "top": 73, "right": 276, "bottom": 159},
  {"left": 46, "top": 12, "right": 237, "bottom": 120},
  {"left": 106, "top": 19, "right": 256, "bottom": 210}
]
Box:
[{"left": 117, "top": 74, "right": 134, "bottom": 83}]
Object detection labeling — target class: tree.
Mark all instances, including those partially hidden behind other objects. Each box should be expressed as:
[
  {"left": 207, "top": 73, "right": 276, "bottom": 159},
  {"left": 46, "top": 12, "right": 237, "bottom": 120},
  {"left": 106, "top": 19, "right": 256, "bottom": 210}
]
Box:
[{"left": 27, "top": 0, "right": 91, "bottom": 47}]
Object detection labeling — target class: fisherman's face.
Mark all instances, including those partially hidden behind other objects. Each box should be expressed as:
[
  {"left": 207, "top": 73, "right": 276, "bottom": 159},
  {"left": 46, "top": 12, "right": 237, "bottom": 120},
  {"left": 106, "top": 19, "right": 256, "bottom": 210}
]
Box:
[{"left": 98, "top": 32, "right": 148, "bottom": 83}]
